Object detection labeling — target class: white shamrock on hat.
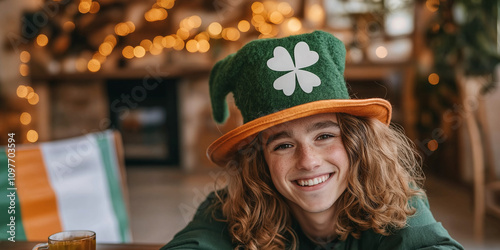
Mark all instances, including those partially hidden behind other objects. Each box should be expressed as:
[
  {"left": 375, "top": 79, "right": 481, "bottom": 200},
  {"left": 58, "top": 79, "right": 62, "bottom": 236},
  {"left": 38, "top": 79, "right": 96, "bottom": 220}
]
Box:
[{"left": 266, "top": 41, "right": 321, "bottom": 96}]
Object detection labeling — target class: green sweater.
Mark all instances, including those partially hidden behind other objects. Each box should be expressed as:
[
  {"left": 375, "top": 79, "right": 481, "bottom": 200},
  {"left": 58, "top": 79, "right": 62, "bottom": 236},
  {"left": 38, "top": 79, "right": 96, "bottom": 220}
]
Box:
[{"left": 162, "top": 192, "right": 464, "bottom": 250}]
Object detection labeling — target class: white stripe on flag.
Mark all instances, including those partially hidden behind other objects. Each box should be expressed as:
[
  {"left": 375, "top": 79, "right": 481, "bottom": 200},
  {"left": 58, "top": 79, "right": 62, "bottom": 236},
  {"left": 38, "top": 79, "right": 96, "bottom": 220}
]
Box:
[{"left": 40, "top": 134, "right": 121, "bottom": 243}]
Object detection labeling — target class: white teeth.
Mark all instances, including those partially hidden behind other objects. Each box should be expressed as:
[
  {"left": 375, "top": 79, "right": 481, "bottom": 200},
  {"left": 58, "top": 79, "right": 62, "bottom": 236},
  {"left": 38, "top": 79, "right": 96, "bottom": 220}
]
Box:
[{"left": 297, "top": 174, "right": 330, "bottom": 187}]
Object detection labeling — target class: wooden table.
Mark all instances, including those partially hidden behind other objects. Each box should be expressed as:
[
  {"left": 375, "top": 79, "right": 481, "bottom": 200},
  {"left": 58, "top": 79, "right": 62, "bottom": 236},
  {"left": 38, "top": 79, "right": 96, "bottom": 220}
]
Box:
[{"left": 0, "top": 241, "right": 163, "bottom": 249}]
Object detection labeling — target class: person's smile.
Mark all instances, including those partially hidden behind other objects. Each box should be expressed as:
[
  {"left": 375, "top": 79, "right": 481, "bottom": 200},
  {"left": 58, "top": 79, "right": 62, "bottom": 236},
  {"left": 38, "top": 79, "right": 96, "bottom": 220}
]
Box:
[{"left": 294, "top": 172, "right": 331, "bottom": 187}]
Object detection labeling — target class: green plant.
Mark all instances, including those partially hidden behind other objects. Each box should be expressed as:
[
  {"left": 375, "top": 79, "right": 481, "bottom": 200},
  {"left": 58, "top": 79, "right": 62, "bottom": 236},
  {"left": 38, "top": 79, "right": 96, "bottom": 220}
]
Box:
[
  {"left": 415, "top": 0, "right": 500, "bottom": 178},
  {"left": 427, "top": 0, "right": 500, "bottom": 92}
]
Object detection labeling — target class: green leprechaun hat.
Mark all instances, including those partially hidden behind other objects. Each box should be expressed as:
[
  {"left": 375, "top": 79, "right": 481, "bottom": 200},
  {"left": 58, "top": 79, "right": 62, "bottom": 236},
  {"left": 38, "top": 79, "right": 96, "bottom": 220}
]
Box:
[{"left": 207, "top": 30, "right": 391, "bottom": 166}]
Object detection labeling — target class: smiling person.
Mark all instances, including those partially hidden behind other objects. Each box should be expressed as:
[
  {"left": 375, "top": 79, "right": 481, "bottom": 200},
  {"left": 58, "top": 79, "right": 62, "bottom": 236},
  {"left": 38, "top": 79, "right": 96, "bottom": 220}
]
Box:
[{"left": 162, "top": 31, "right": 463, "bottom": 249}]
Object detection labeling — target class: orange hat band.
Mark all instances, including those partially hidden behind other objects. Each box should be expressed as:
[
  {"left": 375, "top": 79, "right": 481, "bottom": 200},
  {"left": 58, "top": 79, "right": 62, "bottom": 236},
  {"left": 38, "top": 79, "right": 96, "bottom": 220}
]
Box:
[{"left": 207, "top": 98, "right": 391, "bottom": 166}]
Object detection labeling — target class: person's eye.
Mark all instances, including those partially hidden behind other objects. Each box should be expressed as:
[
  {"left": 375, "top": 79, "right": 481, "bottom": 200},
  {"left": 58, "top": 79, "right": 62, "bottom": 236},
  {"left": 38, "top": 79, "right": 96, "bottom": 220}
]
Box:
[
  {"left": 274, "top": 144, "right": 293, "bottom": 151},
  {"left": 317, "top": 134, "right": 334, "bottom": 140}
]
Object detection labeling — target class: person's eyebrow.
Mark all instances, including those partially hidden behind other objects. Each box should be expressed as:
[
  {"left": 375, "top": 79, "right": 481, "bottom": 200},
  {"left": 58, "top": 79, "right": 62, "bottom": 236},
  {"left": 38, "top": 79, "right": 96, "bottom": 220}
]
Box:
[
  {"left": 306, "top": 120, "right": 340, "bottom": 133},
  {"left": 265, "top": 131, "right": 292, "bottom": 146},
  {"left": 265, "top": 121, "right": 339, "bottom": 146}
]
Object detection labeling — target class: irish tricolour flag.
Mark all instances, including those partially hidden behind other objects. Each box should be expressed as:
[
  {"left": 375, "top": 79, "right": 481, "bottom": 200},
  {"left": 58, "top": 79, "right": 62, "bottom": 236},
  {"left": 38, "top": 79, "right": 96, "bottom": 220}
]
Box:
[{"left": 0, "top": 130, "right": 131, "bottom": 243}]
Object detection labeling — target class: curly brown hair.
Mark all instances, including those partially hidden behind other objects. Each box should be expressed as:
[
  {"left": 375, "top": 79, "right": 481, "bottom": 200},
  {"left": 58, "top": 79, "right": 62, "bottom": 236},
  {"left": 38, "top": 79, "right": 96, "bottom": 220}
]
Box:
[{"left": 214, "top": 113, "right": 425, "bottom": 249}]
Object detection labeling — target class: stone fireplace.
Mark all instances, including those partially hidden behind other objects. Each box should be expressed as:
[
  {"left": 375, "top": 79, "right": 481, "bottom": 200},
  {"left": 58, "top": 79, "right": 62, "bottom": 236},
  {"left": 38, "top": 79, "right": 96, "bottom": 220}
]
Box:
[{"left": 107, "top": 78, "right": 180, "bottom": 166}]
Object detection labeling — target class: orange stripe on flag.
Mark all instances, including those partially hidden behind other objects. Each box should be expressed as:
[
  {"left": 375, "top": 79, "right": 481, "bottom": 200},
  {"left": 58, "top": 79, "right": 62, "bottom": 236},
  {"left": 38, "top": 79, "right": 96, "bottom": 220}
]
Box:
[{"left": 16, "top": 146, "right": 62, "bottom": 241}]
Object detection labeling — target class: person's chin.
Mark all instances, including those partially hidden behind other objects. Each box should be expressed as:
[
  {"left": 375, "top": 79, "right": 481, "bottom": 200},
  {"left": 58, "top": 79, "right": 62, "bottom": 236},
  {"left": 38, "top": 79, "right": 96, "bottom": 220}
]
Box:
[
  {"left": 289, "top": 195, "right": 336, "bottom": 214},
  {"left": 298, "top": 201, "right": 335, "bottom": 214}
]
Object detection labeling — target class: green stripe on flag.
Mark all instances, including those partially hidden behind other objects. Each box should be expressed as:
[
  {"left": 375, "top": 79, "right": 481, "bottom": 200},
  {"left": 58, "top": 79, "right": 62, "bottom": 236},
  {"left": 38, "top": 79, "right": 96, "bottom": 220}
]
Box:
[
  {"left": 0, "top": 147, "right": 27, "bottom": 241},
  {"left": 96, "top": 130, "right": 131, "bottom": 243}
]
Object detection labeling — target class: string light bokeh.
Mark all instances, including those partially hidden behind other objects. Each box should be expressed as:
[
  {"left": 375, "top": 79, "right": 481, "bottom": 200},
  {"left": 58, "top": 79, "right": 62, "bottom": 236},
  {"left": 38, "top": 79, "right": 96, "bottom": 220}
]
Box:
[{"left": 16, "top": 0, "right": 424, "bottom": 143}]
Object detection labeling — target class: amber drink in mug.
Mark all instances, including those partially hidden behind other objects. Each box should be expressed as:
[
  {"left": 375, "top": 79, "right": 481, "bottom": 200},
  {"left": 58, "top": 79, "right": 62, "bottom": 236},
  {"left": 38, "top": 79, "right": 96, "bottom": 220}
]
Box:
[{"left": 32, "top": 230, "right": 96, "bottom": 250}]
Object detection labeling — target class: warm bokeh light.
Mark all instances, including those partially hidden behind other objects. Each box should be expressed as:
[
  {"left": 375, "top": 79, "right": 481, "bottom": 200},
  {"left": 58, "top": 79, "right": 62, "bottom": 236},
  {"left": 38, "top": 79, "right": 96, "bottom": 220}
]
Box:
[
  {"left": 238, "top": 20, "right": 251, "bottom": 32},
  {"left": 278, "top": 2, "right": 293, "bottom": 17},
  {"left": 76, "top": 57, "right": 88, "bottom": 72},
  {"left": 195, "top": 32, "right": 210, "bottom": 41},
  {"left": 269, "top": 11, "right": 284, "bottom": 24},
  {"left": 173, "top": 38, "right": 185, "bottom": 51},
  {"left": 63, "top": 21, "right": 76, "bottom": 32},
  {"left": 36, "top": 34, "right": 49, "bottom": 46},
  {"left": 163, "top": 35, "right": 176, "bottom": 48},
  {"left": 180, "top": 19, "right": 190, "bottom": 30},
  {"left": 115, "top": 23, "right": 129, "bottom": 36},
  {"left": 153, "top": 36, "right": 163, "bottom": 46},
  {"left": 150, "top": 44, "right": 163, "bottom": 55},
  {"left": 259, "top": 23, "right": 273, "bottom": 35},
  {"left": 62, "top": 59, "right": 74, "bottom": 73},
  {"left": 115, "top": 22, "right": 135, "bottom": 36},
  {"left": 27, "top": 130, "right": 39, "bottom": 143},
  {"left": 157, "top": 0, "right": 175, "bottom": 9},
  {"left": 177, "top": 28, "right": 190, "bottom": 40},
  {"left": 428, "top": 73, "right": 440, "bottom": 85},
  {"left": 89, "top": 1, "right": 100, "bottom": 13},
  {"left": 145, "top": 8, "right": 168, "bottom": 22},
  {"left": 16, "top": 85, "right": 28, "bottom": 98},
  {"left": 78, "top": 1, "right": 91, "bottom": 14},
  {"left": 104, "top": 34, "right": 117, "bottom": 46},
  {"left": 99, "top": 42, "right": 113, "bottom": 56},
  {"left": 47, "top": 60, "right": 61, "bottom": 74},
  {"left": 28, "top": 92, "right": 39, "bottom": 105},
  {"left": 427, "top": 139, "right": 438, "bottom": 151},
  {"left": 307, "top": 4, "right": 325, "bottom": 25},
  {"left": 375, "top": 46, "right": 388, "bottom": 58},
  {"left": 26, "top": 91, "right": 35, "bottom": 100},
  {"left": 188, "top": 16, "right": 202, "bottom": 28},
  {"left": 287, "top": 17, "right": 302, "bottom": 33},
  {"left": 263, "top": 1, "right": 277, "bottom": 12},
  {"left": 126, "top": 21, "right": 136, "bottom": 33},
  {"left": 20, "top": 112, "right": 32, "bottom": 125},
  {"left": 251, "top": 2, "right": 264, "bottom": 14},
  {"left": 252, "top": 14, "right": 266, "bottom": 27},
  {"left": 93, "top": 52, "right": 106, "bottom": 63},
  {"left": 87, "top": 59, "right": 101, "bottom": 72},
  {"left": 151, "top": 38, "right": 163, "bottom": 54},
  {"left": 19, "top": 64, "right": 29, "bottom": 76},
  {"left": 140, "top": 39, "right": 153, "bottom": 51},
  {"left": 222, "top": 28, "right": 240, "bottom": 41},
  {"left": 198, "top": 39, "right": 210, "bottom": 53},
  {"left": 133, "top": 46, "right": 146, "bottom": 58},
  {"left": 122, "top": 46, "right": 135, "bottom": 59},
  {"left": 426, "top": 0, "right": 439, "bottom": 12},
  {"left": 208, "top": 22, "right": 222, "bottom": 37},
  {"left": 25, "top": 86, "right": 34, "bottom": 97},
  {"left": 20, "top": 51, "right": 31, "bottom": 63},
  {"left": 186, "top": 39, "right": 198, "bottom": 53}
]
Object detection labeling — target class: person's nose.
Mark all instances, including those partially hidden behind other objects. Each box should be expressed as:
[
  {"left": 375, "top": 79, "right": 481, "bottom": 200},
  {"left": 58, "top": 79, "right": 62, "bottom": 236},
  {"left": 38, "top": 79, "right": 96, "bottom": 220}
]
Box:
[{"left": 295, "top": 144, "right": 321, "bottom": 171}]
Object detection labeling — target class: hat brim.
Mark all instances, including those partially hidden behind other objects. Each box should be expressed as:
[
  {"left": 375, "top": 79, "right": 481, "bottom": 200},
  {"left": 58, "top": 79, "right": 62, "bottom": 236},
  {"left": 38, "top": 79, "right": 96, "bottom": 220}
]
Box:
[{"left": 207, "top": 98, "right": 392, "bottom": 166}]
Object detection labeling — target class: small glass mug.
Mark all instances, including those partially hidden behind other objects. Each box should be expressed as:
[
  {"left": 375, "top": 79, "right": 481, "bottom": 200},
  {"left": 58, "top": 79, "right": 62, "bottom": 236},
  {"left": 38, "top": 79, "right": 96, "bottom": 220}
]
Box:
[{"left": 32, "top": 230, "right": 96, "bottom": 250}]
